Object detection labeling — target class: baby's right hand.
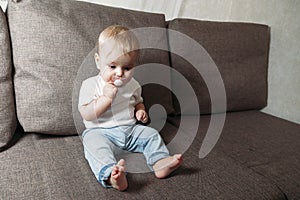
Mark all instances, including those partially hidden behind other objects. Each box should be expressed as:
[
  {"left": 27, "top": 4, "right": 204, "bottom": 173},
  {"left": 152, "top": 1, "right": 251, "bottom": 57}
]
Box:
[{"left": 103, "top": 83, "right": 118, "bottom": 99}]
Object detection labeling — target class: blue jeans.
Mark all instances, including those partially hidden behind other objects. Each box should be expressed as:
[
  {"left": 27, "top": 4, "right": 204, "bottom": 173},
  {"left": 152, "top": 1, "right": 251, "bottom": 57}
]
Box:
[{"left": 82, "top": 124, "right": 169, "bottom": 187}]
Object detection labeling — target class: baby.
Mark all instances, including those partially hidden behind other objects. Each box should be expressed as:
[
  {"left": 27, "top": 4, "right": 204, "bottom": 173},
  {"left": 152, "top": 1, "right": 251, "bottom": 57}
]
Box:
[{"left": 78, "top": 25, "right": 182, "bottom": 191}]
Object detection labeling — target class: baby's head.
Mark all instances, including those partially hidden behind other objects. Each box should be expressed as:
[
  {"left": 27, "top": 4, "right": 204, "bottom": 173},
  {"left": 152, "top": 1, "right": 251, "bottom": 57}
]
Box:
[{"left": 95, "top": 25, "right": 139, "bottom": 86}]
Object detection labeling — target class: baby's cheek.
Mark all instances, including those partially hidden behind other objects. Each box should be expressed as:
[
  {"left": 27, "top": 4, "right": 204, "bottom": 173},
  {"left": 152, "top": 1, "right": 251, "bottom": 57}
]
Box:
[
  {"left": 123, "top": 72, "right": 134, "bottom": 83},
  {"left": 127, "top": 70, "right": 134, "bottom": 78}
]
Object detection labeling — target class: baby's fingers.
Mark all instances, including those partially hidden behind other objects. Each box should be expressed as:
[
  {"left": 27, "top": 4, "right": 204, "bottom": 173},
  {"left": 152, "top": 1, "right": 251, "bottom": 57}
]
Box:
[
  {"left": 136, "top": 112, "right": 143, "bottom": 121},
  {"left": 141, "top": 115, "right": 148, "bottom": 123},
  {"left": 139, "top": 112, "right": 148, "bottom": 123}
]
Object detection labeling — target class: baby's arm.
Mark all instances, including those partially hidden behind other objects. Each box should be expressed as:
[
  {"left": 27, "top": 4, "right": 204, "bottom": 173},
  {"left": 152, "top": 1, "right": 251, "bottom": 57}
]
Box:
[
  {"left": 135, "top": 102, "right": 148, "bottom": 123},
  {"left": 80, "top": 84, "right": 117, "bottom": 121}
]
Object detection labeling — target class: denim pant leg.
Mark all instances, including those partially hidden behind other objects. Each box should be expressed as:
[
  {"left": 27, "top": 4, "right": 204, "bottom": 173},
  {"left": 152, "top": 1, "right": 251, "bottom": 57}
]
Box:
[
  {"left": 127, "top": 125, "right": 170, "bottom": 170},
  {"left": 82, "top": 128, "right": 117, "bottom": 188}
]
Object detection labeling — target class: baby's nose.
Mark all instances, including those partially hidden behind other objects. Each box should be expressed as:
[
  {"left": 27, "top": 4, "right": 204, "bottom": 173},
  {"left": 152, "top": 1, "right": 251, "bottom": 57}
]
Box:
[{"left": 116, "top": 68, "right": 124, "bottom": 77}]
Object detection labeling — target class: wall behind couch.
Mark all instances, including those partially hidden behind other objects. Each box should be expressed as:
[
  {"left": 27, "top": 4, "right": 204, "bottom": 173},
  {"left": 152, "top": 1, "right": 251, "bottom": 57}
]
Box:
[
  {"left": 0, "top": 0, "right": 7, "bottom": 11},
  {"left": 1, "top": 0, "right": 299, "bottom": 124}
]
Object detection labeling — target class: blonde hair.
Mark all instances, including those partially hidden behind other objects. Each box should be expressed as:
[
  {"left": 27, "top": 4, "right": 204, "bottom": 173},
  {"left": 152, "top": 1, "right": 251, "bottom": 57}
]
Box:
[{"left": 96, "top": 25, "right": 139, "bottom": 56}]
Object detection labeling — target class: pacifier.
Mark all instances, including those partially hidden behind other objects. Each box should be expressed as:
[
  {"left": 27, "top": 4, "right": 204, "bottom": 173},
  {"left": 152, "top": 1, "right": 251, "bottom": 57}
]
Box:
[{"left": 114, "top": 79, "right": 123, "bottom": 87}]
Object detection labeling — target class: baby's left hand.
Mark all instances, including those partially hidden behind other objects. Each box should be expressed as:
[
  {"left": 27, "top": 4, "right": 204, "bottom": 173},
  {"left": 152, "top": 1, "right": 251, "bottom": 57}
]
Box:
[{"left": 136, "top": 110, "right": 148, "bottom": 123}]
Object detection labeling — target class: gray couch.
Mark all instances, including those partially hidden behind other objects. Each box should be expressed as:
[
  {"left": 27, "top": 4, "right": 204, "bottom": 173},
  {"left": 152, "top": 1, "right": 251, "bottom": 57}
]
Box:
[{"left": 1, "top": 0, "right": 300, "bottom": 199}]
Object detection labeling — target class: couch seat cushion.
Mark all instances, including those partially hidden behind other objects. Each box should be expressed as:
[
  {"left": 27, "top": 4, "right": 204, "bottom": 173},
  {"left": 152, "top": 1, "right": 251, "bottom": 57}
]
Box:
[
  {"left": 168, "top": 111, "right": 300, "bottom": 199},
  {"left": 0, "top": 121, "right": 285, "bottom": 199}
]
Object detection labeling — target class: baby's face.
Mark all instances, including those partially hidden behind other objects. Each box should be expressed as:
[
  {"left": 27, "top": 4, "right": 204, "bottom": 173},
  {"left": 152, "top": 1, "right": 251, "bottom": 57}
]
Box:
[{"left": 97, "top": 48, "right": 137, "bottom": 86}]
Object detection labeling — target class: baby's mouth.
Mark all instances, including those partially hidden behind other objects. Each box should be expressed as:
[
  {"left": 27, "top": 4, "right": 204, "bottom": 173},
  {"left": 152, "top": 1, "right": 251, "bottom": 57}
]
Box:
[
  {"left": 114, "top": 79, "right": 123, "bottom": 87},
  {"left": 112, "top": 77, "right": 126, "bottom": 86},
  {"left": 112, "top": 77, "right": 124, "bottom": 81}
]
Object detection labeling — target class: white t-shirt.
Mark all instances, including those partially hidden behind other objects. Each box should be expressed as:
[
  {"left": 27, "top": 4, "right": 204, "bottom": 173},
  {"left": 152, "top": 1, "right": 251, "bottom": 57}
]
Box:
[{"left": 78, "top": 75, "right": 143, "bottom": 128}]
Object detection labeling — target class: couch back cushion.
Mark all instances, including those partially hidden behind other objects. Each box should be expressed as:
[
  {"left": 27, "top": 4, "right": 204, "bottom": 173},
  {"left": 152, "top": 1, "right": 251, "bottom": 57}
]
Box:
[
  {"left": 0, "top": 7, "right": 17, "bottom": 148},
  {"left": 168, "top": 19, "right": 270, "bottom": 114},
  {"left": 7, "top": 0, "right": 173, "bottom": 135}
]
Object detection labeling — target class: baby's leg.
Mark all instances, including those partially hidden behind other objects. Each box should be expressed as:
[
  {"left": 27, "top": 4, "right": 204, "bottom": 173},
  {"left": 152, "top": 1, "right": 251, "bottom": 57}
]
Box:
[
  {"left": 108, "top": 159, "right": 128, "bottom": 191},
  {"left": 127, "top": 125, "right": 183, "bottom": 178},
  {"left": 153, "top": 154, "right": 183, "bottom": 179},
  {"left": 83, "top": 129, "right": 118, "bottom": 188}
]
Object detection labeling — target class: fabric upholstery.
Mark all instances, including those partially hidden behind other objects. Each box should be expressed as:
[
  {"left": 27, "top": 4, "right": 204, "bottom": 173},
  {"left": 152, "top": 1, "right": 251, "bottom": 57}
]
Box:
[
  {"left": 218, "top": 111, "right": 300, "bottom": 200},
  {"left": 0, "top": 7, "right": 17, "bottom": 149},
  {"left": 168, "top": 19, "right": 270, "bottom": 114},
  {"left": 168, "top": 111, "right": 300, "bottom": 199},
  {"left": 0, "top": 119, "right": 285, "bottom": 199},
  {"left": 7, "top": 0, "right": 173, "bottom": 135}
]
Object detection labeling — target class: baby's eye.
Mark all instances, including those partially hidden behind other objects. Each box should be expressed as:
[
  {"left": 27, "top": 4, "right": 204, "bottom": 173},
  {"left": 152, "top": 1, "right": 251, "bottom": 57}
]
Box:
[
  {"left": 124, "top": 66, "right": 133, "bottom": 71},
  {"left": 109, "top": 65, "right": 116, "bottom": 69}
]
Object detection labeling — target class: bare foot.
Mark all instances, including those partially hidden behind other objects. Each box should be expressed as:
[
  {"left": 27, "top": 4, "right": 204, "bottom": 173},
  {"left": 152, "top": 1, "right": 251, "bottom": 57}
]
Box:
[
  {"left": 108, "top": 159, "right": 128, "bottom": 191},
  {"left": 153, "top": 154, "right": 183, "bottom": 179}
]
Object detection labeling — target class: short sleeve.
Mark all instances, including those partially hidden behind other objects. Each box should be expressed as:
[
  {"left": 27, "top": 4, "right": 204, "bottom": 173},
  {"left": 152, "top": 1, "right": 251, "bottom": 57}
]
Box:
[
  {"left": 132, "top": 86, "right": 143, "bottom": 106},
  {"left": 78, "top": 78, "right": 96, "bottom": 110}
]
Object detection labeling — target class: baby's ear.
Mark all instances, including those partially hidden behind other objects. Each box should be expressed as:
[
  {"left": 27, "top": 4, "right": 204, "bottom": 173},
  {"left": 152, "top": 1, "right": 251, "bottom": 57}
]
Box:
[{"left": 94, "top": 53, "right": 101, "bottom": 70}]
